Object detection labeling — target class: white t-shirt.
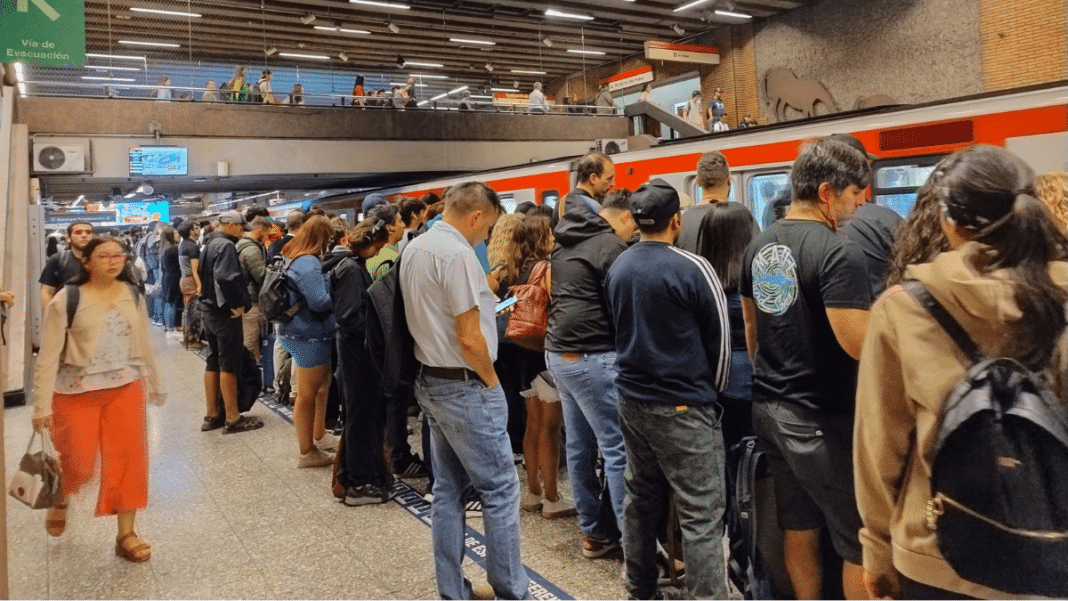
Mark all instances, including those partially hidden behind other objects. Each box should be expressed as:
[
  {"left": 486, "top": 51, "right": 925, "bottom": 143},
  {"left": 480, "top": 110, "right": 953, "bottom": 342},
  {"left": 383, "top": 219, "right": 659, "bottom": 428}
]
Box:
[
  {"left": 712, "top": 120, "right": 730, "bottom": 132},
  {"left": 400, "top": 221, "right": 496, "bottom": 369},
  {"left": 528, "top": 89, "right": 548, "bottom": 113}
]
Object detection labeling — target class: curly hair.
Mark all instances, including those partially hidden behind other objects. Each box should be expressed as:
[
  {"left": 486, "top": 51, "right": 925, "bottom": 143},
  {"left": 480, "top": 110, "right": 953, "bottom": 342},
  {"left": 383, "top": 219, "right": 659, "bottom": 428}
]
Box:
[
  {"left": 504, "top": 216, "right": 552, "bottom": 288},
  {"left": 1034, "top": 171, "right": 1068, "bottom": 232},
  {"left": 885, "top": 177, "right": 950, "bottom": 288},
  {"left": 487, "top": 213, "right": 525, "bottom": 275}
]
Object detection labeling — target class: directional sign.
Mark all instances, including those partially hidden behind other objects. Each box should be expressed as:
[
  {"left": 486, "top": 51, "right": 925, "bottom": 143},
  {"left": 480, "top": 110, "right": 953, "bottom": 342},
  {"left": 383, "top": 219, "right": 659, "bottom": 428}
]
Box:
[{"left": 1, "top": 0, "right": 84, "bottom": 66}]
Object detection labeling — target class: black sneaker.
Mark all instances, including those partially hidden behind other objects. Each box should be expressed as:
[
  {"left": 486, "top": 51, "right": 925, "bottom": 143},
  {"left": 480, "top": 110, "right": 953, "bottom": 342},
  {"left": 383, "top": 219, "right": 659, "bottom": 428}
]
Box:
[
  {"left": 201, "top": 415, "right": 225, "bottom": 432},
  {"left": 222, "top": 415, "right": 264, "bottom": 434},
  {"left": 393, "top": 457, "right": 429, "bottom": 479},
  {"left": 343, "top": 484, "right": 393, "bottom": 507}
]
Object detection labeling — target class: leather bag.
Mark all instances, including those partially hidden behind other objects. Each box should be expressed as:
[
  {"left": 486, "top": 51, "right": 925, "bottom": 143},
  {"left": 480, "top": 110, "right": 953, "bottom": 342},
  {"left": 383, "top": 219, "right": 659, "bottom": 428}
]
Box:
[{"left": 505, "top": 260, "right": 550, "bottom": 351}]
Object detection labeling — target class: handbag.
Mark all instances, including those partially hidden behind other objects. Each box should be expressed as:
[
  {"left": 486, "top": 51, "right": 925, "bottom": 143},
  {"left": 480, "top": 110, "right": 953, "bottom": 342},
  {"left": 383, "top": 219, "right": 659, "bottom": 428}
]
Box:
[
  {"left": 8, "top": 431, "right": 61, "bottom": 510},
  {"left": 505, "top": 260, "right": 551, "bottom": 352}
]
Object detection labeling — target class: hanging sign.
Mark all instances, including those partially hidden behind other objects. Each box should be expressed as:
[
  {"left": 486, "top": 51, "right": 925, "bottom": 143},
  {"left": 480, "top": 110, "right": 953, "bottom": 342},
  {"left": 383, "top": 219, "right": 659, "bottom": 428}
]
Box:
[
  {"left": 602, "top": 66, "right": 654, "bottom": 93},
  {"left": 644, "top": 41, "right": 719, "bottom": 65},
  {"left": 1, "top": 0, "right": 85, "bottom": 66}
]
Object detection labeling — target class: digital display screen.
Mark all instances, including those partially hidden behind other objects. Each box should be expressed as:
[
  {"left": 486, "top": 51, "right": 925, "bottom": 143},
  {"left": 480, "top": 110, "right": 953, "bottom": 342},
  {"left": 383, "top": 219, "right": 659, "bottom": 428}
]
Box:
[
  {"left": 129, "top": 146, "right": 188, "bottom": 176},
  {"left": 115, "top": 201, "right": 170, "bottom": 224}
]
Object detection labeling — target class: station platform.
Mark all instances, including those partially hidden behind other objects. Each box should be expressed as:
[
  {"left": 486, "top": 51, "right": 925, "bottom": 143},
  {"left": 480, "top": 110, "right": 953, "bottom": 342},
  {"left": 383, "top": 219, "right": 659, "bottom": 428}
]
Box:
[{"left": 3, "top": 328, "right": 630, "bottom": 600}]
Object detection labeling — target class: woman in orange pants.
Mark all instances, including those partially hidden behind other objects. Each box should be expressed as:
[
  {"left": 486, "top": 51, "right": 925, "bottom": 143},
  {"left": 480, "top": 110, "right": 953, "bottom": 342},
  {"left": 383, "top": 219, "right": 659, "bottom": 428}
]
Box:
[{"left": 32, "top": 236, "right": 166, "bottom": 563}]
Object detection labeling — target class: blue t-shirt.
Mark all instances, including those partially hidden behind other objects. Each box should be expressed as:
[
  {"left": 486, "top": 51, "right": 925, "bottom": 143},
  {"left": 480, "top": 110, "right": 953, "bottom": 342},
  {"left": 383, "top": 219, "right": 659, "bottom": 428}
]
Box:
[{"left": 605, "top": 242, "right": 731, "bottom": 407}]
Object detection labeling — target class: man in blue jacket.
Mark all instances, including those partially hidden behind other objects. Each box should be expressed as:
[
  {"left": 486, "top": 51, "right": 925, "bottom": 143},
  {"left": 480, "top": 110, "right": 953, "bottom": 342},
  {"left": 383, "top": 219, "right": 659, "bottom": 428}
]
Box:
[
  {"left": 199, "top": 211, "right": 262, "bottom": 434},
  {"left": 605, "top": 179, "right": 732, "bottom": 599}
]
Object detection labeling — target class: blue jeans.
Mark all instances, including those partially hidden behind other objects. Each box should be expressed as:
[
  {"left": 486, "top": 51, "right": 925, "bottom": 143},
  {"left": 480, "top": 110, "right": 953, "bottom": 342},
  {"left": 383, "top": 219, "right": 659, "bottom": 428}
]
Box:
[
  {"left": 414, "top": 373, "right": 530, "bottom": 600},
  {"left": 545, "top": 350, "right": 626, "bottom": 539},
  {"left": 619, "top": 397, "right": 727, "bottom": 599}
]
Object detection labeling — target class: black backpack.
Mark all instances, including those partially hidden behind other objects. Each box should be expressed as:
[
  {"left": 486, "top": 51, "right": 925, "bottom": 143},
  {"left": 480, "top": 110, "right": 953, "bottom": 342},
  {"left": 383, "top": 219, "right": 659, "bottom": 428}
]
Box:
[
  {"left": 904, "top": 281, "right": 1068, "bottom": 597},
  {"left": 216, "top": 347, "right": 260, "bottom": 414},
  {"left": 260, "top": 256, "right": 303, "bottom": 323},
  {"left": 365, "top": 257, "right": 417, "bottom": 398}
]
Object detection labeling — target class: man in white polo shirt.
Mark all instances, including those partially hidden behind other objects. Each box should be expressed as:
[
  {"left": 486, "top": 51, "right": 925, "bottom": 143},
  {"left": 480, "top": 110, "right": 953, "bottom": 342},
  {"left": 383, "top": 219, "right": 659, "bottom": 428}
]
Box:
[{"left": 400, "top": 181, "right": 530, "bottom": 600}]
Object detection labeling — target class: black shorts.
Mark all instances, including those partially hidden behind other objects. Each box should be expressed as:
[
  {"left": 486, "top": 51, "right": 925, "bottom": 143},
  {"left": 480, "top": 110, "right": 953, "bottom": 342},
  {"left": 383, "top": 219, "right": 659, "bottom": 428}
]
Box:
[
  {"left": 752, "top": 398, "right": 863, "bottom": 565},
  {"left": 201, "top": 305, "right": 244, "bottom": 374}
]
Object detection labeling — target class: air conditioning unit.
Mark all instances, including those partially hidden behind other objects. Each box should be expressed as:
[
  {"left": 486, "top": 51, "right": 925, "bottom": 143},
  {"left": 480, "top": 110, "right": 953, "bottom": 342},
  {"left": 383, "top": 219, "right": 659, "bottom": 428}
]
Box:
[
  {"left": 594, "top": 138, "right": 628, "bottom": 155},
  {"left": 32, "top": 143, "right": 88, "bottom": 173}
]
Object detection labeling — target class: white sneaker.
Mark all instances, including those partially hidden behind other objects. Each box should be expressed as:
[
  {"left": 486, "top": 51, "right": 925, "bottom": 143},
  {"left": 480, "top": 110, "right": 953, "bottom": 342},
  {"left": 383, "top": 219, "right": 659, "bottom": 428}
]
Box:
[
  {"left": 521, "top": 491, "right": 542, "bottom": 512},
  {"left": 315, "top": 432, "right": 340, "bottom": 452},
  {"left": 542, "top": 495, "right": 577, "bottom": 519},
  {"left": 297, "top": 447, "right": 335, "bottom": 468}
]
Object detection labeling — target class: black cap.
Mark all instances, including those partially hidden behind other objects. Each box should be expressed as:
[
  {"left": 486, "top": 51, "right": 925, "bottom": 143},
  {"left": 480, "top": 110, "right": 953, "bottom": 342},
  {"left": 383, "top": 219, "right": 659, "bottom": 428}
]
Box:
[
  {"left": 827, "top": 133, "right": 878, "bottom": 160},
  {"left": 629, "top": 178, "right": 680, "bottom": 227}
]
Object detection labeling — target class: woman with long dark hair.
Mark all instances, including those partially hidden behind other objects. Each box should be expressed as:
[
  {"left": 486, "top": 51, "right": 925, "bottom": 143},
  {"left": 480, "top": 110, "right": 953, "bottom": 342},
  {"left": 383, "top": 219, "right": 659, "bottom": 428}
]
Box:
[
  {"left": 279, "top": 215, "right": 337, "bottom": 468},
  {"left": 695, "top": 202, "right": 759, "bottom": 450},
  {"left": 159, "top": 227, "right": 183, "bottom": 338},
  {"left": 855, "top": 145, "right": 1068, "bottom": 599},
  {"left": 329, "top": 217, "right": 392, "bottom": 505},
  {"left": 31, "top": 236, "right": 165, "bottom": 562}
]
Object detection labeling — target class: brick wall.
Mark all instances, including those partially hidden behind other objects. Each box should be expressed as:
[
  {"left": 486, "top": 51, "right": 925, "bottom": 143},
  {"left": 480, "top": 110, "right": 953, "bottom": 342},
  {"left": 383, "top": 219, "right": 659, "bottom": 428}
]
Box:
[
  {"left": 980, "top": 0, "right": 1068, "bottom": 91},
  {"left": 545, "top": 23, "right": 759, "bottom": 129}
]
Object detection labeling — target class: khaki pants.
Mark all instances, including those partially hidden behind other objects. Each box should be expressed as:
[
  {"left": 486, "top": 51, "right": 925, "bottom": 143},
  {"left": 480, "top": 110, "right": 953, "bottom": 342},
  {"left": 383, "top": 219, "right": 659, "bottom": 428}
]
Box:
[{"left": 242, "top": 303, "right": 265, "bottom": 363}]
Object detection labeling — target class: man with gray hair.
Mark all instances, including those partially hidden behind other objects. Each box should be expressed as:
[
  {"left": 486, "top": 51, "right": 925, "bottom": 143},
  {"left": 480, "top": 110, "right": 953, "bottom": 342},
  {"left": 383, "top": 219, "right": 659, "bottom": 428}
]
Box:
[
  {"left": 401, "top": 182, "right": 528, "bottom": 600},
  {"left": 677, "top": 150, "right": 732, "bottom": 253},
  {"left": 528, "top": 81, "right": 548, "bottom": 114}
]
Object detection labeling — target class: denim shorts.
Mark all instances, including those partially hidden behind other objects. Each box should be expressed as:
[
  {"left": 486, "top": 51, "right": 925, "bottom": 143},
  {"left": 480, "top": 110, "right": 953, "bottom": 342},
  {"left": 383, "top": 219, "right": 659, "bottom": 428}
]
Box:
[{"left": 280, "top": 337, "right": 333, "bottom": 368}]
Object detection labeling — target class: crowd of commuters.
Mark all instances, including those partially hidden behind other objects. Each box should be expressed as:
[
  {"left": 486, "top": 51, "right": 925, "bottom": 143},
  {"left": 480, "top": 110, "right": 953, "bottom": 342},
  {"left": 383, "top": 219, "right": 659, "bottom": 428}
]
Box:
[{"left": 26, "top": 133, "right": 1068, "bottom": 599}]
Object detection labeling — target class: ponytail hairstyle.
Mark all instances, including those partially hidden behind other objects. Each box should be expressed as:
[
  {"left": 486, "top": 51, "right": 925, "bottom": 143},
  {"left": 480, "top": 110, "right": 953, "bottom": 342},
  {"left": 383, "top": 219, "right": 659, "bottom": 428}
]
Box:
[
  {"left": 935, "top": 144, "right": 1068, "bottom": 369},
  {"left": 345, "top": 215, "right": 390, "bottom": 254}
]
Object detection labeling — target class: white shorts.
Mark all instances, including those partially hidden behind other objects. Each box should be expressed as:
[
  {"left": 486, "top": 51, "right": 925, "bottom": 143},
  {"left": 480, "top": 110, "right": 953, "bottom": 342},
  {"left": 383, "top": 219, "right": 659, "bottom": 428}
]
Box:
[{"left": 519, "top": 373, "right": 560, "bottom": 403}]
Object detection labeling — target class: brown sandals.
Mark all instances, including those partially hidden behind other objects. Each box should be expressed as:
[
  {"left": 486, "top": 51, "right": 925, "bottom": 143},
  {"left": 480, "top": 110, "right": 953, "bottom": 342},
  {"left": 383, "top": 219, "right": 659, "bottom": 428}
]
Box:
[
  {"left": 115, "top": 532, "right": 152, "bottom": 563},
  {"left": 45, "top": 503, "right": 68, "bottom": 537}
]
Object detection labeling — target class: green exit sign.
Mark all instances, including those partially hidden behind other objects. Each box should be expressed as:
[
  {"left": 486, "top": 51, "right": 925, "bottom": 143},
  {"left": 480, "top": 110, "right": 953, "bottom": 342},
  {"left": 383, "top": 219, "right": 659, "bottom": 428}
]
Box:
[{"left": 0, "top": 0, "right": 85, "bottom": 66}]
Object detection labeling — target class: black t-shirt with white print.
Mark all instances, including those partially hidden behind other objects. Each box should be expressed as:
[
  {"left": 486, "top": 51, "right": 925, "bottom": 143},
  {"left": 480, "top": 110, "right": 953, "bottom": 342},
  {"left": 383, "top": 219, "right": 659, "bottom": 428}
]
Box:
[{"left": 740, "top": 219, "right": 872, "bottom": 414}]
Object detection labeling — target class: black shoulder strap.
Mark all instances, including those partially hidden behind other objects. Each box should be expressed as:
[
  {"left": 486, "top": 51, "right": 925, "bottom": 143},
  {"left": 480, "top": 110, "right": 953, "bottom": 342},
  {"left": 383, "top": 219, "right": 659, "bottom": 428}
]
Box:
[
  {"left": 64, "top": 284, "right": 79, "bottom": 330},
  {"left": 902, "top": 280, "right": 984, "bottom": 364}
]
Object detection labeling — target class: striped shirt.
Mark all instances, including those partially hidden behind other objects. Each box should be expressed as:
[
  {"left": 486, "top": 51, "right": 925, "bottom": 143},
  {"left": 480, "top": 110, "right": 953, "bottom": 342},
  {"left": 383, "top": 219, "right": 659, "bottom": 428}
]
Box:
[{"left": 605, "top": 241, "right": 730, "bottom": 407}]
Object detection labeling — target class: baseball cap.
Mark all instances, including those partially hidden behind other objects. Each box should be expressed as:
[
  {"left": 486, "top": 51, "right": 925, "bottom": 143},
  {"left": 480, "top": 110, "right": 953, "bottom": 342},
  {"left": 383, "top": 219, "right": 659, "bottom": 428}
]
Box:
[
  {"left": 361, "top": 193, "right": 388, "bottom": 215},
  {"left": 827, "top": 133, "right": 878, "bottom": 160},
  {"left": 218, "top": 210, "right": 251, "bottom": 231},
  {"left": 629, "top": 178, "right": 681, "bottom": 227}
]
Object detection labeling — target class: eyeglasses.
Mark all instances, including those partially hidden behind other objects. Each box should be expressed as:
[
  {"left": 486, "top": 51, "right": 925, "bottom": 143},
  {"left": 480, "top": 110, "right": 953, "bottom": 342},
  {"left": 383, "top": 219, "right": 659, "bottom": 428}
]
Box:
[{"left": 96, "top": 254, "right": 127, "bottom": 262}]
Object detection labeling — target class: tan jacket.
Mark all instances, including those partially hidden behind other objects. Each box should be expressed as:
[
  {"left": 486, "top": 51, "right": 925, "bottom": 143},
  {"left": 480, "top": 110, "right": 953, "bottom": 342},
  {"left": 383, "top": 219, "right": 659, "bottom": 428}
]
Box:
[
  {"left": 854, "top": 242, "right": 1067, "bottom": 599},
  {"left": 32, "top": 284, "right": 166, "bottom": 420}
]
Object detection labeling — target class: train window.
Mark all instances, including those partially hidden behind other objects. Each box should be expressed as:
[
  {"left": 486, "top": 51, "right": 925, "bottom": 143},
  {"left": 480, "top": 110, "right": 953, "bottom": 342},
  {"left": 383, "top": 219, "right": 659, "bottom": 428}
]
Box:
[
  {"left": 872, "top": 156, "right": 943, "bottom": 218},
  {"left": 499, "top": 194, "right": 518, "bottom": 214},
  {"left": 748, "top": 173, "right": 791, "bottom": 230},
  {"left": 541, "top": 190, "right": 559, "bottom": 210}
]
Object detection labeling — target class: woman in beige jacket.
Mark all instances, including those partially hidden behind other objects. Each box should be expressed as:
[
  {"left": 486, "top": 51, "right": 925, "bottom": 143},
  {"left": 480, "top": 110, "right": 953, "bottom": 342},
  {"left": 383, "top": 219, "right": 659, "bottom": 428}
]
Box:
[
  {"left": 32, "top": 236, "right": 166, "bottom": 563},
  {"left": 854, "top": 145, "right": 1068, "bottom": 599}
]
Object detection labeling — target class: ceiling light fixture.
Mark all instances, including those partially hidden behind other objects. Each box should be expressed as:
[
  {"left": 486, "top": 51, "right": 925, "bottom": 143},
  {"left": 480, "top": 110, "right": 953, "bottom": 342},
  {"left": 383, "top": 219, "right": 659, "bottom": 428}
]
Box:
[
  {"left": 449, "top": 85, "right": 468, "bottom": 95},
  {"left": 387, "top": 20, "right": 401, "bottom": 33},
  {"left": 390, "top": 82, "right": 427, "bottom": 87},
  {"left": 338, "top": 52, "right": 349, "bottom": 61},
  {"left": 542, "top": 37, "right": 553, "bottom": 47},
  {"left": 350, "top": 0, "right": 410, "bottom": 9},
  {"left": 470, "top": 95, "right": 492, "bottom": 99},
  {"left": 430, "top": 92, "right": 448, "bottom": 101},
  {"left": 490, "top": 87, "right": 518, "bottom": 92},
  {"left": 300, "top": 12, "right": 316, "bottom": 24},
  {"left": 13, "top": 62, "right": 23, "bottom": 80},
  {"left": 450, "top": 37, "right": 495, "bottom": 45},
  {"left": 567, "top": 49, "right": 605, "bottom": 55},
  {"left": 544, "top": 8, "right": 594, "bottom": 20},
  {"left": 715, "top": 9, "right": 752, "bottom": 18},
  {"left": 673, "top": 0, "right": 710, "bottom": 11},
  {"left": 131, "top": 7, "right": 201, "bottom": 17},
  {"left": 484, "top": 63, "right": 494, "bottom": 71},
  {"left": 278, "top": 52, "right": 331, "bottom": 60},
  {"left": 405, "top": 61, "right": 443, "bottom": 67},
  {"left": 409, "top": 73, "right": 447, "bottom": 79},
  {"left": 671, "top": 23, "right": 685, "bottom": 35},
  {"left": 417, "top": 100, "right": 429, "bottom": 106},
  {"left": 87, "top": 65, "right": 141, "bottom": 71},
  {"left": 314, "top": 25, "right": 371, "bottom": 34},
  {"left": 118, "top": 40, "right": 180, "bottom": 47},
  {"left": 511, "top": 69, "right": 546, "bottom": 74},
  {"left": 265, "top": 46, "right": 278, "bottom": 56},
  {"left": 85, "top": 53, "right": 146, "bottom": 60}
]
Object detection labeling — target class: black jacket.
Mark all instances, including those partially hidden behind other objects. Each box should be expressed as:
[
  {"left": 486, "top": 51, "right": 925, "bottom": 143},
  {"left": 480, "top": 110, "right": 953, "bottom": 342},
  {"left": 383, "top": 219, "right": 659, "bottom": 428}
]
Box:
[
  {"left": 546, "top": 204, "right": 627, "bottom": 353},
  {"left": 198, "top": 231, "right": 250, "bottom": 311},
  {"left": 325, "top": 248, "right": 372, "bottom": 343}
]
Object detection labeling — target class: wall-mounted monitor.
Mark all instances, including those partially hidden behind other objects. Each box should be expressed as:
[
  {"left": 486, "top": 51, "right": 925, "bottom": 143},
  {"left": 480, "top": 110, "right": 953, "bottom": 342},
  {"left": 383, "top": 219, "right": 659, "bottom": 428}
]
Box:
[{"left": 129, "top": 146, "right": 188, "bottom": 176}]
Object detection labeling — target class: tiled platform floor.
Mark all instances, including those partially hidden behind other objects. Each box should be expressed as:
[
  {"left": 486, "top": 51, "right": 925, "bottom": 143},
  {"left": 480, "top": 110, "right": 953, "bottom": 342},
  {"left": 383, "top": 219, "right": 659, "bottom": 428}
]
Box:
[{"left": 4, "top": 329, "right": 635, "bottom": 600}]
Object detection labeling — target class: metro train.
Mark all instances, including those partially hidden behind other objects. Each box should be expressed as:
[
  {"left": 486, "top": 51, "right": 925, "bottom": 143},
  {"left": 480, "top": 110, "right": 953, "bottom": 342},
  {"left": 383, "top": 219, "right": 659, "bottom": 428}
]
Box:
[{"left": 314, "top": 82, "right": 1067, "bottom": 226}]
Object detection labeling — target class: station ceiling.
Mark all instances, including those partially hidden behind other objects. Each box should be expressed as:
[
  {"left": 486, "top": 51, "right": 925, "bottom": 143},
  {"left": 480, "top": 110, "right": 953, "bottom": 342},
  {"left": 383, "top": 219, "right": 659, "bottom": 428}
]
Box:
[{"left": 82, "top": 0, "right": 819, "bottom": 88}]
